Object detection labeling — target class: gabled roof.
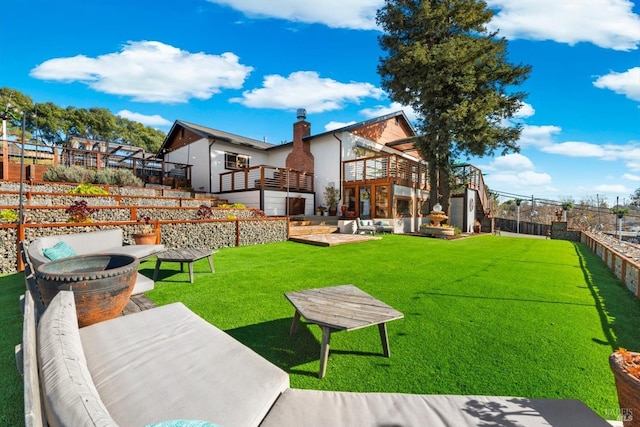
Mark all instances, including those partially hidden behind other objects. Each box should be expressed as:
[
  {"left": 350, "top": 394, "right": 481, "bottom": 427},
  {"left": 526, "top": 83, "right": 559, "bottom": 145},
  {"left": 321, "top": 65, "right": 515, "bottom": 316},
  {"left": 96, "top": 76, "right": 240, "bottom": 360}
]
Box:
[
  {"left": 158, "top": 111, "right": 418, "bottom": 156},
  {"left": 312, "top": 110, "right": 417, "bottom": 140},
  {"left": 158, "top": 120, "right": 274, "bottom": 156}
]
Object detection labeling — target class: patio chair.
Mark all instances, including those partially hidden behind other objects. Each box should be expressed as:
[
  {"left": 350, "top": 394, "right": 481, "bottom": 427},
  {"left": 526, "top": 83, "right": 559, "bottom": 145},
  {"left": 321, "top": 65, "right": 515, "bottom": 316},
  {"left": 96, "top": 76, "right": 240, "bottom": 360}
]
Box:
[{"left": 355, "top": 218, "right": 377, "bottom": 235}]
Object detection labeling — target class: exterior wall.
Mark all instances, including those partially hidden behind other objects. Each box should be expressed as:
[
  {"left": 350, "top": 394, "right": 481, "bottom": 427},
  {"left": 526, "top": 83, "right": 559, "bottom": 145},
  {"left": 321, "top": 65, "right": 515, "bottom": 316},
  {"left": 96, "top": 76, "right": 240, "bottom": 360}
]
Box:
[
  {"left": 351, "top": 115, "right": 413, "bottom": 144},
  {"left": 166, "top": 139, "right": 271, "bottom": 193},
  {"left": 582, "top": 232, "right": 640, "bottom": 298},
  {"left": 224, "top": 190, "right": 261, "bottom": 210},
  {"left": 310, "top": 134, "right": 342, "bottom": 208}
]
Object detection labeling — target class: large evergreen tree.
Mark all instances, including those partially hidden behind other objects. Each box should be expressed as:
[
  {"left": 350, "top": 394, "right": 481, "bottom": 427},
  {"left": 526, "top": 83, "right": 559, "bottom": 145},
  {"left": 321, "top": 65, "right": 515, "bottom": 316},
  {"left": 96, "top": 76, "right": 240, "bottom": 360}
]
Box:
[{"left": 377, "top": 0, "right": 531, "bottom": 213}]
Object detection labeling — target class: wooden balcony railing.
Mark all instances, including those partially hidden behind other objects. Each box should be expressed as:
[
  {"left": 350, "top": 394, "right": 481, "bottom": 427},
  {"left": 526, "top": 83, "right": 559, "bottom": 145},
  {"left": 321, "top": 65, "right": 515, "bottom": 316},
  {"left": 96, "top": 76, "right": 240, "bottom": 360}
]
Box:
[
  {"left": 343, "top": 154, "right": 428, "bottom": 189},
  {"left": 219, "top": 166, "right": 313, "bottom": 193}
]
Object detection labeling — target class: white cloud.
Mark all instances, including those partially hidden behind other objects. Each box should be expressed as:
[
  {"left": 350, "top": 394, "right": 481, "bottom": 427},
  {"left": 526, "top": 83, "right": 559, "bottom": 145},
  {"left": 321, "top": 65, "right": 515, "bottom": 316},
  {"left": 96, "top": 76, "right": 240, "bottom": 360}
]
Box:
[
  {"left": 230, "top": 71, "right": 384, "bottom": 112},
  {"left": 360, "top": 102, "right": 419, "bottom": 122},
  {"left": 514, "top": 101, "right": 535, "bottom": 118},
  {"left": 593, "top": 183, "right": 633, "bottom": 194},
  {"left": 116, "top": 110, "right": 171, "bottom": 127},
  {"left": 541, "top": 141, "right": 606, "bottom": 157},
  {"left": 486, "top": 0, "right": 640, "bottom": 51},
  {"left": 207, "top": 0, "right": 382, "bottom": 29},
  {"left": 487, "top": 153, "right": 536, "bottom": 171},
  {"left": 325, "top": 121, "right": 356, "bottom": 132},
  {"left": 30, "top": 41, "right": 253, "bottom": 103},
  {"left": 481, "top": 153, "right": 553, "bottom": 195},
  {"left": 518, "top": 124, "right": 562, "bottom": 148},
  {"left": 623, "top": 173, "right": 640, "bottom": 181},
  {"left": 593, "top": 67, "right": 640, "bottom": 101}
]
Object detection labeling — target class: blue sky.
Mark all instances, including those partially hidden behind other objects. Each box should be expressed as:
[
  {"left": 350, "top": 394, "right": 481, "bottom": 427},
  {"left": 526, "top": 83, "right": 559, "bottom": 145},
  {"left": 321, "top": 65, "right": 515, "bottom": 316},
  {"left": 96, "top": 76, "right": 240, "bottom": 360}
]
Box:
[{"left": 2, "top": 0, "right": 639, "bottom": 206}]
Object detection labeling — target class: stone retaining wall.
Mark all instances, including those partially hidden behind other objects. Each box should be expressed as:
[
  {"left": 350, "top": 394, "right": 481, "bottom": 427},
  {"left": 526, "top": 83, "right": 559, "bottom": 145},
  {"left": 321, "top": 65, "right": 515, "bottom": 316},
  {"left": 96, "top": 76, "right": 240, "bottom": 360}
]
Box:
[
  {"left": 582, "top": 231, "right": 640, "bottom": 297},
  {"left": 0, "top": 217, "right": 288, "bottom": 274}
]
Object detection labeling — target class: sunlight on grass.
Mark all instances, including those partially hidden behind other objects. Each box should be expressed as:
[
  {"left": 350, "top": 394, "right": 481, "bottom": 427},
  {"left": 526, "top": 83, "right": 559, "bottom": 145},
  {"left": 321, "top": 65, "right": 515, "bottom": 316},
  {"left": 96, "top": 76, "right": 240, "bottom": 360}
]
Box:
[
  {"left": 145, "top": 235, "right": 640, "bottom": 419},
  {"left": 2, "top": 234, "right": 639, "bottom": 424}
]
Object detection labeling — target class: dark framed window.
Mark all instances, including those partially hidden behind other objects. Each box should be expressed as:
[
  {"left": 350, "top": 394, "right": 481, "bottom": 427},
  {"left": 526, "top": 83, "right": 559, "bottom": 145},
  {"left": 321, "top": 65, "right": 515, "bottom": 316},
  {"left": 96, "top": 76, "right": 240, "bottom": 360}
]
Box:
[
  {"left": 395, "top": 197, "right": 412, "bottom": 216},
  {"left": 225, "top": 152, "right": 250, "bottom": 170}
]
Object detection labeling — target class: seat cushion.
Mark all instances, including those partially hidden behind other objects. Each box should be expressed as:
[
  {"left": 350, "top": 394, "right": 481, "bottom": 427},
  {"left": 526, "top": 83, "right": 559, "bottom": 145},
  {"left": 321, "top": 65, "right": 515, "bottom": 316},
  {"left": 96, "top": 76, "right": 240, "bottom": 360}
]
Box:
[
  {"left": 259, "top": 389, "right": 610, "bottom": 427},
  {"left": 131, "top": 272, "right": 154, "bottom": 295},
  {"left": 37, "top": 291, "right": 117, "bottom": 427},
  {"left": 79, "top": 302, "right": 289, "bottom": 427}
]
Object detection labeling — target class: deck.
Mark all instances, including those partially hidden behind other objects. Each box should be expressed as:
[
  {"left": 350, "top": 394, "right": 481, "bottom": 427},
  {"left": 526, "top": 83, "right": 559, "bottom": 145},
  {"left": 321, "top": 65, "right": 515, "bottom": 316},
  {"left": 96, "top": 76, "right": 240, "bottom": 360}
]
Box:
[{"left": 122, "top": 293, "right": 156, "bottom": 316}]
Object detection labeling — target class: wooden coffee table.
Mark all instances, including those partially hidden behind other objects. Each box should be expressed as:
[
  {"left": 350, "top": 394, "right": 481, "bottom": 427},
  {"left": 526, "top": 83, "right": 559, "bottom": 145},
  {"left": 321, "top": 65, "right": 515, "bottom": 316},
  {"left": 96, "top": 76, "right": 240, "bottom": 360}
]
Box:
[
  {"left": 152, "top": 248, "right": 217, "bottom": 283},
  {"left": 284, "top": 284, "right": 404, "bottom": 378}
]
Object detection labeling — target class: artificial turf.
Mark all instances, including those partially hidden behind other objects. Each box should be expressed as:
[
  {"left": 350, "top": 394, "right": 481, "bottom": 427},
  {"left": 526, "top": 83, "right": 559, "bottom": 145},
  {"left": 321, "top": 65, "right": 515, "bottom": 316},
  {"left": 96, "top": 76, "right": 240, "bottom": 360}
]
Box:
[
  {"left": 145, "top": 234, "right": 640, "bottom": 420},
  {"left": 1, "top": 234, "right": 638, "bottom": 423}
]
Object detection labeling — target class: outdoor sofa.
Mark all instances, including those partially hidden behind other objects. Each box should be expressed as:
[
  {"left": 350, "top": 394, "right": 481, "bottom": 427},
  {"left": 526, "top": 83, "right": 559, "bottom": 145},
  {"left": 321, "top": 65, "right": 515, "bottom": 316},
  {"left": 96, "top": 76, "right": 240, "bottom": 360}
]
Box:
[
  {"left": 18, "top": 288, "right": 612, "bottom": 427},
  {"left": 27, "top": 228, "right": 164, "bottom": 295}
]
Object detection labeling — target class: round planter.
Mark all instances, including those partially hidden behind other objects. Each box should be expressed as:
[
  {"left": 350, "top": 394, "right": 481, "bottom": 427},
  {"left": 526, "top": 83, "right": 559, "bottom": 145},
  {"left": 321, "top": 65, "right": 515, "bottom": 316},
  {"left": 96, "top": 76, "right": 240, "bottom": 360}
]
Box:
[
  {"left": 133, "top": 232, "right": 157, "bottom": 245},
  {"left": 420, "top": 226, "right": 454, "bottom": 238},
  {"left": 36, "top": 254, "right": 139, "bottom": 327},
  {"left": 609, "top": 351, "right": 640, "bottom": 426}
]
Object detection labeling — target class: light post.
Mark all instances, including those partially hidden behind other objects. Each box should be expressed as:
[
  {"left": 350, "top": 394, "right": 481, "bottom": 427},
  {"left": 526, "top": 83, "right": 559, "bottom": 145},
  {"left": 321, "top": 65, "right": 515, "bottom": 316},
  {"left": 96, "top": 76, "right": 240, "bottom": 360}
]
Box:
[{"left": 515, "top": 199, "right": 522, "bottom": 234}]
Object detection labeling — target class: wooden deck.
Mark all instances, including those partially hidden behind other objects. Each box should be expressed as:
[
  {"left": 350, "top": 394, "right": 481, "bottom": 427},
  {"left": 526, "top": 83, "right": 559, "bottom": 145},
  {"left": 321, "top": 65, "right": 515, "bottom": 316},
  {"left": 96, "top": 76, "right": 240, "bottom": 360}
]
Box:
[{"left": 122, "top": 294, "right": 156, "bottom": 316}]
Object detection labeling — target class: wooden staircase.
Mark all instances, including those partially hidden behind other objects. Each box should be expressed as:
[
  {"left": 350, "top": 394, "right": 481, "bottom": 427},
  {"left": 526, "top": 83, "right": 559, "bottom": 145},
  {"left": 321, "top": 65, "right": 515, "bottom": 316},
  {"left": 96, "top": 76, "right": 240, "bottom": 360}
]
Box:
[{"left": 289, "top": 219, "right": 339, "bottom": 236}]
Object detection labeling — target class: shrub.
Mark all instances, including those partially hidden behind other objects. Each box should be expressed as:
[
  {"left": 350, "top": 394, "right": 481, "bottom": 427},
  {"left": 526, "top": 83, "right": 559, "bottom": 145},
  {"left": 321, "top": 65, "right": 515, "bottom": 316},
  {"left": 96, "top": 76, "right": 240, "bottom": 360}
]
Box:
[
  {"left": 43, "top": 165, "right": 95, "bottom": 183},
  {"left": 44, "top": 165, "right": 143, "bottom": 187},
  {"left": 65, "top": 200, "right": 96, "bottom": 223},
  {"left": 93, "top": 169, "right": 118, "bottom": 185},
  {"left": 197, "top": 204, "right": 213, "bottom": 219},
  {"left": 0, "top": 209, "right": 18, "bottom": 223},
  {"left": 67, "top": 183, "right": 109, "bottom": 195},
  {"left": 112, "top": 169, "right": 143, "bottom": 187}
]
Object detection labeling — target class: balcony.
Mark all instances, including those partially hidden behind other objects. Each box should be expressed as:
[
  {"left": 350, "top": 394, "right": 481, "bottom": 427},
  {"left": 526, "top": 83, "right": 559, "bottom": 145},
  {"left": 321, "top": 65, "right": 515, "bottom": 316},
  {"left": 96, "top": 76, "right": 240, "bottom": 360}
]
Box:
[
  {"left": 343, "top": 154, "right": 428, "bottom": 190},
  {"left": 219, "top": 166, "right": 313, "bottom": 193}
]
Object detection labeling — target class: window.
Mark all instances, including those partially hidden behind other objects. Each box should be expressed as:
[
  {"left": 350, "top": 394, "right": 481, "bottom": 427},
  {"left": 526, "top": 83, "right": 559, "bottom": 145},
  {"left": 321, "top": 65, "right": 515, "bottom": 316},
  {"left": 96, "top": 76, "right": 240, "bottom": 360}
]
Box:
[
  {"left": 396, "top": 197, "right": 412, "bottom": 216},
  {"left": 225, "top": 152, "right": 250, "bottom": 170}
]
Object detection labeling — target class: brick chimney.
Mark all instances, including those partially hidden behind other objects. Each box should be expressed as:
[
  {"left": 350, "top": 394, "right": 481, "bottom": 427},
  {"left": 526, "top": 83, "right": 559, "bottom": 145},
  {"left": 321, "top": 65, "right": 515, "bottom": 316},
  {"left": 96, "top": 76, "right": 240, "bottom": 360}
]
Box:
[{"left": 286, "top": 109, "right": 314, "bottom": 174}]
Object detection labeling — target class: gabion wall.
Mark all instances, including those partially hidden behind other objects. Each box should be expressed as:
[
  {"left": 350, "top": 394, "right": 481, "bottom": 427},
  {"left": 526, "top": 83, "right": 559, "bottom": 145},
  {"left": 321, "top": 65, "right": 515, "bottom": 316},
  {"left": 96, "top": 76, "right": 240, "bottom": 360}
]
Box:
[{"left": 0, "top": 217, "right": 288, "bottom": 274}]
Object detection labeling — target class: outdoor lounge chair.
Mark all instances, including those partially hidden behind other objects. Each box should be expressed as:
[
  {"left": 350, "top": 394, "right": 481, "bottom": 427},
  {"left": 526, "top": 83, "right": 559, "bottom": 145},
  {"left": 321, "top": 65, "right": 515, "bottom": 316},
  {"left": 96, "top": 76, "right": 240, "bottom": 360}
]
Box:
[{"left": 355, "top": 218, "right": 377, "bottom": 235}]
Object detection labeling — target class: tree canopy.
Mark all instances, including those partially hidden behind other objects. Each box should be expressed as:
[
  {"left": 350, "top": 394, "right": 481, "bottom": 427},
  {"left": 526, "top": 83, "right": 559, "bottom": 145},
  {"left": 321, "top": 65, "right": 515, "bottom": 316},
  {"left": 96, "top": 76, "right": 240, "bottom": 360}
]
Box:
[
  {"left": 0, "top": 87, "right": 166, "bottom": 153},
  {"left": 377, "top": 0, "right": 531, "bottom": 213}
]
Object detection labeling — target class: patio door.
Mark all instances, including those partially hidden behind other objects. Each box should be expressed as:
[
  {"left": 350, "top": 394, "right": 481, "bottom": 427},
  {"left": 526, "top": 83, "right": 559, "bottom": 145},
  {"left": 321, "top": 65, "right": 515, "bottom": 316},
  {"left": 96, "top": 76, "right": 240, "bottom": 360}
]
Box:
[{"left": 359, "top": 186, "right": 371, "bottom": 219}]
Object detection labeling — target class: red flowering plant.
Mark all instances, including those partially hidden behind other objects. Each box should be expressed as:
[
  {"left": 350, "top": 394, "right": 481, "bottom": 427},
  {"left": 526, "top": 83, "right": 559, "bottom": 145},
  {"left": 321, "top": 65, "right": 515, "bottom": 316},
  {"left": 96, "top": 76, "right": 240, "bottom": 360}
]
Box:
[
  {"left": 66, "top": 200, "right": 96, "bottom": 223},
  {"left": 137, "top": 215, "right": 154, "bottom": 234},
  {"left": 197, "top": 204, "right": 213, "bottom": 220},
  {"left": 614, "top": 348, "right": 640, "bottom": 379}
]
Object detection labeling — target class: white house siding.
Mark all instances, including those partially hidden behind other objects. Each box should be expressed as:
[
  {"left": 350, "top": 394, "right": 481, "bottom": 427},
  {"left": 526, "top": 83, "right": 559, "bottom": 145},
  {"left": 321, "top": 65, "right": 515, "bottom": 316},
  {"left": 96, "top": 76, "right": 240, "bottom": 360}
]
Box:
[
  {"left": 310, "top": 134, "right": 342, "bottom": 208},
  {"left": 263, "top": 190, "right": 315, "bottom": 216},
  {"left": 226, "top": 190, "right": 261, "bottom": 210}
]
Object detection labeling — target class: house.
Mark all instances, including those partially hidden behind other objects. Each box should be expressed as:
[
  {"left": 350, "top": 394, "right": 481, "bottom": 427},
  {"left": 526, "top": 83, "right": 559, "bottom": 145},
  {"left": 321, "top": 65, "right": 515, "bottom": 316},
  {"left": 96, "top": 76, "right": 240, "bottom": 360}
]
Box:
[{"left": 158, "top": 110, "right": 490, "bottom": 233}]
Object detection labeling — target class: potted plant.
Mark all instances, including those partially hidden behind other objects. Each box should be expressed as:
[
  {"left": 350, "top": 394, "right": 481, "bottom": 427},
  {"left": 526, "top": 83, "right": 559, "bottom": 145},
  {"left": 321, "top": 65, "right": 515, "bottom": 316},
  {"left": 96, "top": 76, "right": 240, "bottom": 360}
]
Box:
[
  {"left": 609, "top": 348, "right": 640, "bottom": 426},
  {"left": 324, "top": 186, "right": 339, "bottom": 216},
  {"left": 133, "top": 216, "right": 158, "bottom": 245}
]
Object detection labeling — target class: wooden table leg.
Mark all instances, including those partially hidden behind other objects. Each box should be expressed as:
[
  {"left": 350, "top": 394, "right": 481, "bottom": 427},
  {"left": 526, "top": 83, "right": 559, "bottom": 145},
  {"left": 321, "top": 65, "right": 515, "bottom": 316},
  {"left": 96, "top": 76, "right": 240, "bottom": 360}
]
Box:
[
  {"left": 378, "top": 323, "right": 391, "bottom": 357},
  {"left": 319, "top": 326, "right": 332, "bottom": 379},
  {"left": 289, "top": 311, "right": 301, "bottom": 335},
  {"left": 188, "top": 262, "right": 194, "bottom": 284},
  {"left": 153, "top": 259, "right": 161, "bottom": 281},
  {"left": 207, "top": 255, "right": 215, "bottom": 273}
]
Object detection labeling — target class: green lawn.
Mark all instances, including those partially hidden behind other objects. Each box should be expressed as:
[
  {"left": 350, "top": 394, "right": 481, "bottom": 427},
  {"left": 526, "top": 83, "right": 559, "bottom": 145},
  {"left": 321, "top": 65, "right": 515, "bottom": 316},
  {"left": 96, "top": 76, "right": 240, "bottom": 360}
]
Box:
[{"left": 2, "top": 234, "right": 639, "bottom": 424}]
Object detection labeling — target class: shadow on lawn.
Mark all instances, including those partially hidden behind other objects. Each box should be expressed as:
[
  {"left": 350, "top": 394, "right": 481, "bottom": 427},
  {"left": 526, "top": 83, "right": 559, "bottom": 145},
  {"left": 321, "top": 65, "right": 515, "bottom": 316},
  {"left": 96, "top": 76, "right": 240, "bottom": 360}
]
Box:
[
  {"left": 573, "top": 242, "right": 640, "bottom": 352},
  {"left": 225, "top": 318, "right": 384, "bottom": 377}
]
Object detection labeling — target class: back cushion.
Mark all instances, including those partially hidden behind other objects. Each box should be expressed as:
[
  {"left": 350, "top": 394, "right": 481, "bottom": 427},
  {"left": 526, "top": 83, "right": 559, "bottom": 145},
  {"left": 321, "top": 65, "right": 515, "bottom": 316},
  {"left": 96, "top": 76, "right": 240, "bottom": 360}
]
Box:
[{"left": 37, "top": 291, "right": 118, "bottom": 427}]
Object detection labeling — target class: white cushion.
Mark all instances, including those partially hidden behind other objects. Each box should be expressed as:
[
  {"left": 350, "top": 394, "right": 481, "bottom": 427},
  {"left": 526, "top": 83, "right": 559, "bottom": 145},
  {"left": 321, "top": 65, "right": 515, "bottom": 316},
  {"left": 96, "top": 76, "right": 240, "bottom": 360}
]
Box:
[
  {"left": 79, "top": 303, "right": 289, "bottom": 427},
  {"left": 260, "top": 389, "right": 611, "bottom": 427},
  {"left": 37, "top": 291, "right": 117, "bottom": 427}
]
